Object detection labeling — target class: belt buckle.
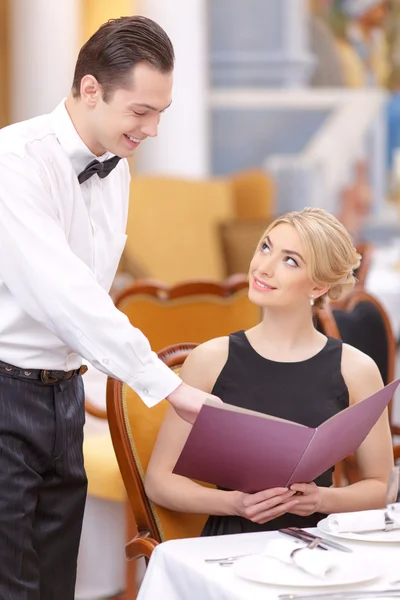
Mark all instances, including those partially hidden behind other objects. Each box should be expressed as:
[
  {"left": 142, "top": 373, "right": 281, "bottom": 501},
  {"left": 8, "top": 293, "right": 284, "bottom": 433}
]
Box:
[{"left": 40, "top": 370, "right": 59, "bottom": 384}]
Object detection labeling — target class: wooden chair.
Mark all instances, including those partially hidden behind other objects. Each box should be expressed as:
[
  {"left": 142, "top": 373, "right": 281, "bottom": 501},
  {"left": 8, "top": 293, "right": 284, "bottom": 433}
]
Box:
[
  {"left": 85, "top": 277, "right": 261, "bottom": 596},
  {"left": 354, "top": 241, "right": 374, "bottom": 288},
  {"left": 331, "top": 290, "right": 397, "bottom": 425},
  {"left": 106, "top": 342, "right": 211, "bottom": 570},
  {"left": 330, "top": 289, "right": 399, "bottom": 483},
  {"left": 114, "top": 276, "right": 261, "bottom": 352},
  {"left": 314, "top": 303, "right": 341, "bottom": 340}
]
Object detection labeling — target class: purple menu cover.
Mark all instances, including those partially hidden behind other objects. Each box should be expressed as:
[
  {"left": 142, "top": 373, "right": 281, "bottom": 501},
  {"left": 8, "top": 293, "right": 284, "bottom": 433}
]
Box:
[{"left": 173, "top": 379, "right": 399, "bottom": 493}]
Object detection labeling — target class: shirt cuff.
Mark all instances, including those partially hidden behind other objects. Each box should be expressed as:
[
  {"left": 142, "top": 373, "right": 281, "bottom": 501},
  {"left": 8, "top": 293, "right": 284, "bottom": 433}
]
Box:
[{"left": 127, "top": 359, "right": 182, "bottom": 407}]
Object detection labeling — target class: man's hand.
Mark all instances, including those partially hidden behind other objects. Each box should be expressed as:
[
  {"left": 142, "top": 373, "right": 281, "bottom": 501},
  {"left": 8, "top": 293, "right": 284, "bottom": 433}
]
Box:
[
  {"left": 231, "top": 487, "right": 299, "bottom": 524},
  {"left": 166, "top": 382, "right": 222, "bottom": 424}
]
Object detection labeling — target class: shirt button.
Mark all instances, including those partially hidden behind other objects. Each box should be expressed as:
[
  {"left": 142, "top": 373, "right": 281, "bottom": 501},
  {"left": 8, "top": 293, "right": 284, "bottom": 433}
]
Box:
[
  {"left": 102, "top": 358, "right": 109, "bottom": 365},
  {"left": 143, "top": 388, "right": 149, "bottom": 395}
]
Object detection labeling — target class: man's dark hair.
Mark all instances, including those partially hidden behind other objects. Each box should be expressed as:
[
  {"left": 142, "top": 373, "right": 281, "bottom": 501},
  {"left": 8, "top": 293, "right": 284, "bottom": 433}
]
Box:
[{"left": 72, "top": 15, "right": 174, "bottom": 101}]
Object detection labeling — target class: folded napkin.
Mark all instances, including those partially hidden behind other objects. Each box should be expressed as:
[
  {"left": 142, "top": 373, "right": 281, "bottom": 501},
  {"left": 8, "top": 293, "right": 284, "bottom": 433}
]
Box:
[
  {"left": 327, "top": 509, "right": 400, "bottom": 533},
  {"left": 263, "top": 538, "right": 339, "bottom": 578}
]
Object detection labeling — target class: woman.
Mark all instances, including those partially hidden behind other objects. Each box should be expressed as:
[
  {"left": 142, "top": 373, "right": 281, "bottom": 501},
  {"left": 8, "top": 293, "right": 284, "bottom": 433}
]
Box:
[{"left": 145, "top": 208, "right": 394, "bottom": 534}]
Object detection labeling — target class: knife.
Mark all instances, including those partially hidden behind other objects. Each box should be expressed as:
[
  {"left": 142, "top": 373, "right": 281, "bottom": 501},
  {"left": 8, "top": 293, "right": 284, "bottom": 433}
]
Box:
[
  {"left": 279, "top": 527, "right": 352, "bottom": 553},
  {"left": 278, "top": 589, "right": 400, "bottom": 600}
]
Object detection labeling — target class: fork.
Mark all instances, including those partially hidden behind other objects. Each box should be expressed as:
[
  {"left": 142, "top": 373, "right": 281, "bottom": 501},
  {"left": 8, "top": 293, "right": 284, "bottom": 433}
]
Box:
[
  {"left": 204, "top": 553, "right": 252, "bottom": 563},
  {"left": 209, "top": 538, "right": 320, "bottom": 567}
]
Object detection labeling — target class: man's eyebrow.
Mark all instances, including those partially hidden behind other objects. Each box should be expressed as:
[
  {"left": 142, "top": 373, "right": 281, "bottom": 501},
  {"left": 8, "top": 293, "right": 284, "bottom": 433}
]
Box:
[{"left": 130, "top": 100, "right": 172, "bottom": 112}]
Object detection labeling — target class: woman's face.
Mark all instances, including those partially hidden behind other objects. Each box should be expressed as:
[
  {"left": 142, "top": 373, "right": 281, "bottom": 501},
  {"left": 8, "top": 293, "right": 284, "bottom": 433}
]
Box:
[{"left": 248, "top": 223, "right": 317, "bottom": 309}]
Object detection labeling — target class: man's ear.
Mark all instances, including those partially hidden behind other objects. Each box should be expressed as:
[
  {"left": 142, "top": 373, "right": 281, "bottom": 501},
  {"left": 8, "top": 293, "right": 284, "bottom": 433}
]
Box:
[{"left": 80, "top": 75, "right": 102, "bottom": 106}]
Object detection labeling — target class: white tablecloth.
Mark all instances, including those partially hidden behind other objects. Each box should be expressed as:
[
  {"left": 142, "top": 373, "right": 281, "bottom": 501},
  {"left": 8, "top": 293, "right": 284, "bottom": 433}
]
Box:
[{"left": 137, "top": 529, "right": 400, "bottom": 600}]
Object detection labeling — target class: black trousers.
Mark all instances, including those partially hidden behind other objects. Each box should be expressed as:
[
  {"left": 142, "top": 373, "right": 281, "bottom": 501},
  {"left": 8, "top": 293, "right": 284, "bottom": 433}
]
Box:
[{"left": 0, "top": 371, "right": 88, "bottom": 599}]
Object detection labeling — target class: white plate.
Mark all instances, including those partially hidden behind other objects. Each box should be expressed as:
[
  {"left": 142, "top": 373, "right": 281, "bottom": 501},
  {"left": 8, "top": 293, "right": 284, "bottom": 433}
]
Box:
[
  {"left": 318, "top": 517, "right": 400, "bottom": 543},
  {"left": 233, "top": 553, "right": 380, "bottom": 587}
]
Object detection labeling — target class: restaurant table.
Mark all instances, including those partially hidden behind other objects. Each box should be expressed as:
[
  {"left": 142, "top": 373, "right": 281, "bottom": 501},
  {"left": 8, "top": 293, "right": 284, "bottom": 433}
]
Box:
[{"left": 137, "top": 528, "right": 400, "bottom": 600}]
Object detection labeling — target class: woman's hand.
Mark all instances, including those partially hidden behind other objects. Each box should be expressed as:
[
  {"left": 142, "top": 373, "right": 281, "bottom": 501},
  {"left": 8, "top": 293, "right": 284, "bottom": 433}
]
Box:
[
  {"left": 231, "top": 487, "right": 299, "bottom": 524},
  {"left": 287, "top": 482, "right": 323, "bottom": 516}
]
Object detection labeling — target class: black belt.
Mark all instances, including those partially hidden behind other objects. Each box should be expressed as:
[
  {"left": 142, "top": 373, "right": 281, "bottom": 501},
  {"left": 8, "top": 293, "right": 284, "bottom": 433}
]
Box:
[{"left": 0, "top": 360, "right": 88, "bottom": 384}]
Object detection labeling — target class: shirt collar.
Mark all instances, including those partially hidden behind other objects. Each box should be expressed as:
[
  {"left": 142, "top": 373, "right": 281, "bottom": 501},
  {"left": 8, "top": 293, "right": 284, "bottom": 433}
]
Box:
[{"left": 50, "top": 99, "right": 112, "bottom": 176}]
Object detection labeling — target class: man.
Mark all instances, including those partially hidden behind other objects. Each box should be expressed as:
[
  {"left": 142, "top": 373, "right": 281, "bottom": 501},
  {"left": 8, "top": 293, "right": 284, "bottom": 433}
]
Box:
[{"left": 0, "top": 16, "right": 219, "bottom": 599}]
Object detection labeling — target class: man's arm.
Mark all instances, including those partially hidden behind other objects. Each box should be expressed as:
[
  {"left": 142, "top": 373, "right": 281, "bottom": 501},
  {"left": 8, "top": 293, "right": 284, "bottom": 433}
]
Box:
[{"left": 0, "top": 152, "right": 215, "bottom": 419}]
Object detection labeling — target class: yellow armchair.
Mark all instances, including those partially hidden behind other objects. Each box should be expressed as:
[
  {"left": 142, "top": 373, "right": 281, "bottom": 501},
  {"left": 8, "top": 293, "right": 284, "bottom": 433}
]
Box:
[{"left": 123, "top": 170, "right": 275, "bottom": 284}]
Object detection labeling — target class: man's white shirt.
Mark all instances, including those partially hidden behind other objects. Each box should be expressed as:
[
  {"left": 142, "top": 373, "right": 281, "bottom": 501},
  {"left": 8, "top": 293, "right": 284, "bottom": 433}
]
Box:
[{"left": 0, "top": 100, "right": 180, "bottom": 406}]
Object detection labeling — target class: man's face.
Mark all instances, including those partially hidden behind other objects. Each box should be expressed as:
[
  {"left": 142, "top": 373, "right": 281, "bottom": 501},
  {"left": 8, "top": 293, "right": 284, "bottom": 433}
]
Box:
[{"left": 85, "top": 62, "right": 173, "bottom": 157}]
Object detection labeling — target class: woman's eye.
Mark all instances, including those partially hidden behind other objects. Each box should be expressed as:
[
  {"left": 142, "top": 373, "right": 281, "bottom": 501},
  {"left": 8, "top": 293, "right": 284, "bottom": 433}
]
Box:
[
  {"left": 260, "top": 242, "right": 270, "bottom": 254},
  {"left": 133, "top": 111, "right": 146, "bottom": 116},
  {"left": 285, "top": 256, "right": 298, "bottom": 267}
]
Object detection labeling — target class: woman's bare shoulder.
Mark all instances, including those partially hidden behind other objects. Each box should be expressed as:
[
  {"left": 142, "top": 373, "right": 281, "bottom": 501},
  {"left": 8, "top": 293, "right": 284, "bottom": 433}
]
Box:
[
  {"left": 179, "top": 336, "right": 230, "bottom": 393},
  {"left": 341, "top": 343, "right": 383, "bottom": 403}
]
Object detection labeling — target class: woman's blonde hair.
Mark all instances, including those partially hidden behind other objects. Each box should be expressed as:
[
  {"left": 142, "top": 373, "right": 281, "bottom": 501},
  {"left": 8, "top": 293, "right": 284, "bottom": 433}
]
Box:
[{"left": 260, "top": 207, "right": 362, "bottom": 308}]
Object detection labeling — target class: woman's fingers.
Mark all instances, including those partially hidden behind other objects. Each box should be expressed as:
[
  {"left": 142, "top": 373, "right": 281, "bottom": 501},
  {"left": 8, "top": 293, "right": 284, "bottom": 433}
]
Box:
[
  {"left": 242, "top": 490, "right": 298, "bottom": 521},
  {"left": 243, "top": 487, "right": 294, "bottom": 508},
  {"left": 250, "top": 497, "right": 300, "bottom": 524}
]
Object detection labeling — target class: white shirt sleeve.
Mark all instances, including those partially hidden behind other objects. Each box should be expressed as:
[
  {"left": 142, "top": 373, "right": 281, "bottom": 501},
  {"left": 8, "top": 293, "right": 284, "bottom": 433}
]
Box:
[{"left": 0, "top": 152, "right": 181, "bottom": 406}]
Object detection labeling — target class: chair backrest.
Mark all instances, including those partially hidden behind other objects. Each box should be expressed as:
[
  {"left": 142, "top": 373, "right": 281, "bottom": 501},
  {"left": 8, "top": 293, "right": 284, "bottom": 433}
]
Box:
[
  {"left": 314, "top": 304, "right": 341, "bottom": 339},
  {"left": 332, "top": 289, "right": 398, "bottom": 438},
  {"left": 354, "top": 242, "right": 374, "bottom": 288},
  {"left": 219, "top": 218, "right": 271, "bottom": 276},
  {"left": 331, "top": 289, "right": 395, "bottom": 386},
  {"left": 107, "top": 343, "right": 212, "bottom": 545},
  {"left": 228, "top": 168, "right": 275, "bottom": 220},
  {"left": 219, "top": 169, "right": 275, "bottom": 277},
  {"left": 114, "top": 276, "right": 261, "bottom": 352},
  {"left": 328, "top": 289, "right": 398, "bottom": 483},
  {"left": 315, "top": 296, "right": 398, "bottom": 485},
  {"left": 124, "top": 175, "right": 235, "bottom": 283}
]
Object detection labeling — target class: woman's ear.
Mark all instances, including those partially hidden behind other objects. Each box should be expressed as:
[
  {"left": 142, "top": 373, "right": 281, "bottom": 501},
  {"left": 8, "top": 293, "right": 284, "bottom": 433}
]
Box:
[{"left": 311, "top": 284, "right": 330, "bottom": 301}]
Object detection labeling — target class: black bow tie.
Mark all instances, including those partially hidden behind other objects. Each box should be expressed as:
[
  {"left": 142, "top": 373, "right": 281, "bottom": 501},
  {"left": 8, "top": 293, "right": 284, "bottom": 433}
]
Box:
[{"left": 78, "top": 155, "right": 121, "bottom": 184}]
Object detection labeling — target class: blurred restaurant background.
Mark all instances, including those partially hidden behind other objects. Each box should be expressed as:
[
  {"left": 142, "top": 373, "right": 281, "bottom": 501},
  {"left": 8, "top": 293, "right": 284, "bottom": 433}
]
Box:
[{"left": 1, "top": 1, "right": 400, "bottom": 599}]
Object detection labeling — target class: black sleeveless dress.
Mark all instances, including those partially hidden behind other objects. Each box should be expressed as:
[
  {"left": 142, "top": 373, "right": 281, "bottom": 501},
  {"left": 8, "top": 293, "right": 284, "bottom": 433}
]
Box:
[{"left": 201, "top": 330, "right": 349, "bottom": 536}]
